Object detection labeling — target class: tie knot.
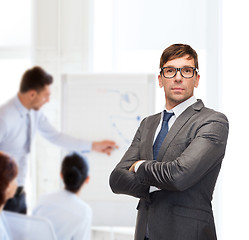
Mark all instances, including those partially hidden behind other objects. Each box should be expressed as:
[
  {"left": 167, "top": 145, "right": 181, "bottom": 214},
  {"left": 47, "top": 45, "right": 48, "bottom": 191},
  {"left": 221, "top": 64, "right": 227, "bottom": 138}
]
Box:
[{"left": 163, "top": 110, "right": 174, "bottom": 122}]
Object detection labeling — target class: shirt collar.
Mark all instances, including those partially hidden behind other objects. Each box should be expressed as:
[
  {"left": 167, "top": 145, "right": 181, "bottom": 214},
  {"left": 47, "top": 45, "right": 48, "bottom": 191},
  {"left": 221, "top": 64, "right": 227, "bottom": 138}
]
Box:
[
  {"left": 164, "top": 96, "right": 197, "bottom": 118},
  {"left": 14, "top": 94, "right": 30, "bottom": 117}
]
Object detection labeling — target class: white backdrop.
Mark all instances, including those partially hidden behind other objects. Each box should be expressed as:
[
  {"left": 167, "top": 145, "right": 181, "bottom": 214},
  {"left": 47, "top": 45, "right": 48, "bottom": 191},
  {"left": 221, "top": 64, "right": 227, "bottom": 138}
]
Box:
[{"left": 61, "top": 73, "right": 156, "bottom": 225}]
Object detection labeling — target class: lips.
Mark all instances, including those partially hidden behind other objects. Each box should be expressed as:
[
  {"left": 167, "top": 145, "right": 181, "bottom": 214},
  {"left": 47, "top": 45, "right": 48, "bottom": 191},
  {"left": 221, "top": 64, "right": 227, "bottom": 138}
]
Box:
[{"left": 172, "top": 87, "right": 184, "bottom": 91}]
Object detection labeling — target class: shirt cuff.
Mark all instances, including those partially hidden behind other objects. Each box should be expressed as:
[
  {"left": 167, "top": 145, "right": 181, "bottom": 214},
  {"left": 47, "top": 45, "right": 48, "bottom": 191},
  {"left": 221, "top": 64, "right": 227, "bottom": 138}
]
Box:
[
  {"left": 149, "top": 186, "right": 161, "bottom": 193},
  {"left": 80, "top": 141, "right": 92, "bottom": 153},
  {"left": 134, "top": 160, "right": 146, "bottom": 172}
]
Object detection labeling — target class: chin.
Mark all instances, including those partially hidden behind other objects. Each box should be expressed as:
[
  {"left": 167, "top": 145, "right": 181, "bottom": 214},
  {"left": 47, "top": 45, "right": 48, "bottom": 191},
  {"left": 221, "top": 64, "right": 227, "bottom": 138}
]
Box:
[
  {"left": 32, "top": 106, "right": 41, "bottom": 111},
  {"left": 171, "top": 96, "right": 185, "bottom": 103}
]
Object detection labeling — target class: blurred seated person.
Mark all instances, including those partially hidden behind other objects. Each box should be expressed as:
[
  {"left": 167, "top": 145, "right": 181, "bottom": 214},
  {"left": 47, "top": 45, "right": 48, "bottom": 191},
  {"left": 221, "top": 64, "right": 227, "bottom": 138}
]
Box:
[
  {"left": 0, "top": 152, "right": 18, "bottom": 240},
  {"left": 33, "top": 153, "right": 92, "bottom": 240}
]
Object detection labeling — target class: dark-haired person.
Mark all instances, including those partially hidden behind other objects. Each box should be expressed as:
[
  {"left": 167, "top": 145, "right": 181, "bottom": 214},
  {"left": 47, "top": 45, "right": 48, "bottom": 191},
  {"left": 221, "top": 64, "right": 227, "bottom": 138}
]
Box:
[
  {"left": 0, "top": 152, "right": 18, "bottom": 240},
  {"left": 110, "top": 44, "right": 229, "bottom": 240},
  {"left": 0, "top": 66, "right": 117, "bottom": 214},
  {"left": 33, "top": 153, "right": 91, "bottom": 240}
]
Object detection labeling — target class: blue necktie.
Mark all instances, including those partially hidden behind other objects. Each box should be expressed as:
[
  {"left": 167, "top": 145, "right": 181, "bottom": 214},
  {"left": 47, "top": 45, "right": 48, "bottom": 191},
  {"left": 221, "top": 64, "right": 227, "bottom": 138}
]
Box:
[{"left": 153, "top": 110, "right": 174, "bottom": 160}]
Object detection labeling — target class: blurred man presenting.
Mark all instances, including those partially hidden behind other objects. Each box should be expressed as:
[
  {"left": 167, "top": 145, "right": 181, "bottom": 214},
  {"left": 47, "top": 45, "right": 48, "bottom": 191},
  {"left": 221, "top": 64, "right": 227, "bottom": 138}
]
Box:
[{"left": 0, "top": 66, "right": 117, "bottom": 214}]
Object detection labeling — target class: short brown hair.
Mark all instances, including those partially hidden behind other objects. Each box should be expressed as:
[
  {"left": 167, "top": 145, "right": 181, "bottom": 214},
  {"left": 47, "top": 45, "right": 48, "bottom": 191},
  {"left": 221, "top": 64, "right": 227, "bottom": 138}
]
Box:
[
  {"left": 0, "top": 152, "right": 18, "bottom": 206},
  {"left": 159, "top": 44, "right": 199, "bottom": 69},
  {"left": 19, "top": 66, "right": 53, "bottom": 93}
]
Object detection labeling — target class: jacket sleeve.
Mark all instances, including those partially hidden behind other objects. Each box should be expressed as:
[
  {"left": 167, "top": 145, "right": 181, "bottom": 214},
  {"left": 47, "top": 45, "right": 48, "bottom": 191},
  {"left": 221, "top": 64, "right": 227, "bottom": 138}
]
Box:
[
  {"left": 136, "top": 112, "right": 229, "bottom": 191},
  {"left": 109, "top": 119, "right": 150, "bottom": 199}
]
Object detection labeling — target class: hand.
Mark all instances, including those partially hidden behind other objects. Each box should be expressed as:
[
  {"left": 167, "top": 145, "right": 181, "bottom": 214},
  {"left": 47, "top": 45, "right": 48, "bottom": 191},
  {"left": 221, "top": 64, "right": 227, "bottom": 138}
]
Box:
[
  {"left": 92, "top": 140, "right": 118, "bottom": 155},
  {"left": 129, "top": 161, "right": 141, "bottom": 172}
]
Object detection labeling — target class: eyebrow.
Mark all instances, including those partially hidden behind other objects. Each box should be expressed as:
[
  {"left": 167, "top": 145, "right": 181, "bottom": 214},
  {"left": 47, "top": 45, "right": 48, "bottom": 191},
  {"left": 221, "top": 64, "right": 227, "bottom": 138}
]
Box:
[{"left": 164, "top": 65, "right": 194, "bottom": 68}]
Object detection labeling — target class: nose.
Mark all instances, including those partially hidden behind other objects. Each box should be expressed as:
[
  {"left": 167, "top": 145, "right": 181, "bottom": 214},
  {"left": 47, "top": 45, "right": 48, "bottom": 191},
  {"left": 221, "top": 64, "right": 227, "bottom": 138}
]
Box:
[{"left": 175, "top": 70, "right": 182, "bottom": 81}]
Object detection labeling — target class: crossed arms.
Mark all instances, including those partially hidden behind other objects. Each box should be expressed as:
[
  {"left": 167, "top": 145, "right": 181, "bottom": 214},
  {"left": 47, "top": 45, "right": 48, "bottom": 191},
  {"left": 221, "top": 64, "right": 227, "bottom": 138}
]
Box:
[{"left": 109, "top": 111, "right": 229, "bottom": 199}]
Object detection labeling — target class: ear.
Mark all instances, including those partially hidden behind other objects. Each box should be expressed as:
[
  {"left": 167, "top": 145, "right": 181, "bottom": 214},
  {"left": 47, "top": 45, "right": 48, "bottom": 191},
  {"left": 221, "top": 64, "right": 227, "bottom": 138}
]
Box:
[
  {"left": 84, "top": 176, "right": 90, "bottom": 184},
  {"left": 4, "top": 185, "right": 11, "bottom": 201},
  {"left": 158, "top": 74, "right": 163, "bottom": 88},
  {"left": 5, "top": 185, "right": 10, "bottom": 194},
  {"left": 28, "top": 90, "right": 37, "bottom": 100},
  {"left": 194, "top": 74, "right": 200, "bottom": 88}
]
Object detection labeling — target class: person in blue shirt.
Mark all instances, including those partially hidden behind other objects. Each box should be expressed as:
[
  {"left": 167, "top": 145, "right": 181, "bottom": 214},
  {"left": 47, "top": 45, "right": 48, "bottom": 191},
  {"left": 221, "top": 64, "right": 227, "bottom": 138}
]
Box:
[
  {"left": 0, "top": 66, "right": 117, "bottom": 214},
  {"left": 33, "top": 152, "right": 92, "bottom": 240},
  {"left": 0, "top": 152, "right": 18, "bottom": 240}
]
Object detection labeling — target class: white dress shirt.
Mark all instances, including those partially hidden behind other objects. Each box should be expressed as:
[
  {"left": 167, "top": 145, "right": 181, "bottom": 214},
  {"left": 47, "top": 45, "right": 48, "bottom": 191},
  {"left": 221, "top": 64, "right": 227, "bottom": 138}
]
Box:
[
  {"left": 0, "top": 95, "right": 92, "bottom": 186},
  {"left": 135, "top": 96, "right": 197, "bottom": 192},
  {"left": 33, "top": 189, "right": 92, "bottom": 240},
  {"left": 0, "top": 212, "right": 12, "bottom": 240}
]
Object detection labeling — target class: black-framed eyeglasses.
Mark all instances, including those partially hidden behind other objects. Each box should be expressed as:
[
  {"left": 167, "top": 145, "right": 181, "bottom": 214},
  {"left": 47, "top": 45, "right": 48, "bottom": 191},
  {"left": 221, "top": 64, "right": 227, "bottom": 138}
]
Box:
[{"left": 160, "top": 67, "right": 199, "bottom": 79}]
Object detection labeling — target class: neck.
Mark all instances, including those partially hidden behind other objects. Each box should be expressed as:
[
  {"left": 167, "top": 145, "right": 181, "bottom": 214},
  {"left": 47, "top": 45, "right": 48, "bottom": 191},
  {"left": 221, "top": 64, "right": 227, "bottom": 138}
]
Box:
[
  {"left": 75, "top": 184, "right": 84, "bottom": 196},
  {"left": 75, "top": 187, "right": 83, "bottom": 196},
  {"left": 165, "top": 95, "right": 194, "bottom": 110},
  {"left": 165, "top": 100, "right": 180, "bottom": 110},
  {"left": 64, "top": 187, "right": 81, "bottom": 196},
  {"left": 18, "top": 92, "right": 31, "bottom": 110}
]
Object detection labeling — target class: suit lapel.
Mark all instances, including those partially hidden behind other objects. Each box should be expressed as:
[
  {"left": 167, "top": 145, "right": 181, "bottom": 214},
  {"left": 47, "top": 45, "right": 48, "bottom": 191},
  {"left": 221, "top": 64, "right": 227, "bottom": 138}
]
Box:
[
  {"left": 156, "top": 100, "right": 204, "bottom": 162},
  {"left": 145, "top": 113, "right": 161, "bottom": 159}
]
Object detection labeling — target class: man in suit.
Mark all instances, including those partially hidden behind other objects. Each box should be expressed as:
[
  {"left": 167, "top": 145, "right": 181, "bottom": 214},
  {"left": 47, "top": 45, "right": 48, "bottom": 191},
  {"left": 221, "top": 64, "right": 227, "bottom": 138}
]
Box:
[{"left": 109, "top": 43, "right": 229, "bottom": 240}]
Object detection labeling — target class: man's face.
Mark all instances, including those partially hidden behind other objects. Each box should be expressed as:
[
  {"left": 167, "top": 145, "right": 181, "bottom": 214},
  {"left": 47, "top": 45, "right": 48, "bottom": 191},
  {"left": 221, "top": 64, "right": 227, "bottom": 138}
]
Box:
[
  {"left": 30, "top": 85, "right": 51, "bottom": 110},
  {"left": 158, "top": 55, "right": 200, "bottom": 110}
]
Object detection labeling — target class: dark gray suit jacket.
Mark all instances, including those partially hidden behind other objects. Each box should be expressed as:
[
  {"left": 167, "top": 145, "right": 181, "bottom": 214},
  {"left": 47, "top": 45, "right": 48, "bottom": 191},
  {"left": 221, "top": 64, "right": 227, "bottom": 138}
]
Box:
[{"left": 109, "top": 100, "right": 229, "bottom": 240}]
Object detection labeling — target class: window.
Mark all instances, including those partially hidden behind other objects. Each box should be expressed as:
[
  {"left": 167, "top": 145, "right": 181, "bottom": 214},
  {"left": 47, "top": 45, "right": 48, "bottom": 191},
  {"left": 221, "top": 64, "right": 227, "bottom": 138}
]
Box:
[{"left": 0, "top": 0, "right": 31, "bottom": 104}]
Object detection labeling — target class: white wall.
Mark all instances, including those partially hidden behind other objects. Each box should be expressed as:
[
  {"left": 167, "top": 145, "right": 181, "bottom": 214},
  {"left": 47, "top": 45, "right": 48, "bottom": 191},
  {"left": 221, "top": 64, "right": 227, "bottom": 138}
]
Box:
[
  {"left": 0, "top": 0, "right": 31, "bottom": 105},
  {"left": 31, "top": 0, "right": 93, "bottom": 205},
  {"left": 221, "top": 0, "right": 249, "bottom": 239}
]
